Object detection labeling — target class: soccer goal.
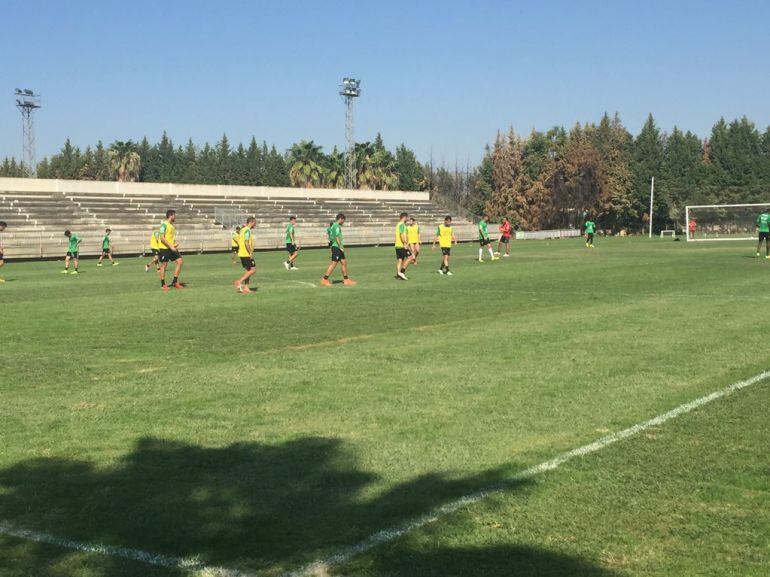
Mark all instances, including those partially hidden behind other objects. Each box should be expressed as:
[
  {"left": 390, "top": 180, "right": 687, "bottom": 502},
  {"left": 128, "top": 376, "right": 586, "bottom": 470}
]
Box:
[
  {"left": 685, "top": 203, "right": 770, "bottom": 242},
  {"left": 214, "top": 207, "right": 246, "bottom": 229}
]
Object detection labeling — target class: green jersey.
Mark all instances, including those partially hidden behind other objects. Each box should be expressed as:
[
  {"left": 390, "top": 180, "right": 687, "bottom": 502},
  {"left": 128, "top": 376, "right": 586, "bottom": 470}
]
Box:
[
  {"left": 102, "top": 235, "right": 110, "bottom": 250},
  {"left": 757, "top": 213, "right": 770, "bottom": 233},
  {"left": 478, "top": 220, "right": 489, "bottom": 240},
  {"left": 329, "top": 222, "right": 343, "bottom": 249},
  {"left": 585, "top": 221, "right": 596, "bottom": 234},
  {"left": 285, "top": 223, "right": 295, "bottom": 244},
  {"left": 68, "top": 234, "right": 80, "bottom": 252}
]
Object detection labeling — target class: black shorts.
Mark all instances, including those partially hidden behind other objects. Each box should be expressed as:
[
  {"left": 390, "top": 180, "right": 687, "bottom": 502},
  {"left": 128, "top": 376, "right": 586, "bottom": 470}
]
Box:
[
  {"left": 66, "top": 251, "right": 79, "bottom": 259},
  {"left": 101, "top": 248, "right": 111, "bottom": 254},
  {"left": 0, "top": 252, "right": 4, "bottom": 261},
  {"left": 760, "top": 232, "right": 769, "bottom": 242},
  {"left": 240, "top": 257, "right": 255, "bottom": 270},
  {"left": 151, "top": 248, "right": 160, "bottom": 256},
  {"left": 441, "top": 247, "right": 451, "bottom": 256},
  {"left": 159, "top": 249, "right": 181, "bottom": 263},
  {"left": 331, "top": 247, "right": 345, "bottom": 262},
  {"left": 586, "top": 233, "right": 594, "bottom": 240},
  {"left": 395, "top": 247, "right": 411, "bottom": 260},
  {"left": 479, "top": 238, "right": 490, "bottom": 246},
  {"left": 286, "top": 243, "right": 298, "bottom": 254},
  {"left": 500, "top": 236, "right": 510, "bottom": 244}
]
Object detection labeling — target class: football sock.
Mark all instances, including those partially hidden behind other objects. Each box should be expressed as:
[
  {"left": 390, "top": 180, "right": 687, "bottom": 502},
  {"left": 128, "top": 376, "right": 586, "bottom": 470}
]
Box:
[{"left": 172, "top": 276, "right": 178, "bottom": 284}]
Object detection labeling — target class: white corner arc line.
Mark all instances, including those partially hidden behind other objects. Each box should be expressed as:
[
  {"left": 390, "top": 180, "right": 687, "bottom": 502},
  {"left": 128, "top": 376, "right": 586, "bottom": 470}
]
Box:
[{"left": 0, "top": 370, "right": 767, "bottom": 577}]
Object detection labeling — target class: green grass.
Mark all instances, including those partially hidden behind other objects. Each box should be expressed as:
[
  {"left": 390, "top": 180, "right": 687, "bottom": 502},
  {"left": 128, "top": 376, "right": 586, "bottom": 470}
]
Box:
[{"left": 0, "top": 237, "right": 768, "bottom": 577}]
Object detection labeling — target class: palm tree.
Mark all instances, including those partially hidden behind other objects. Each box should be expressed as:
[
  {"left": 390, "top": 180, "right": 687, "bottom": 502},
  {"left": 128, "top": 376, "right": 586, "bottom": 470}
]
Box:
[
  {"left": 288, "top": 140, "right": 325, "bottom": 188},
  {"left": 355, "top": 142, "right": 398, "bottom": 190},
  {"left": 323, "top": 148, "right": 346, "bottom": 188},
  {"left": 108, "top": 140, "right": 141, "bottom": 182}
]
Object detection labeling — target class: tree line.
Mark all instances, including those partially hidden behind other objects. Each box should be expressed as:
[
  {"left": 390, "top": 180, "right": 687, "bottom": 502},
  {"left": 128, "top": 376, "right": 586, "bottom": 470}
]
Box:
[{"left": 1, "top": 113, "right": 769, "bottom": 231}]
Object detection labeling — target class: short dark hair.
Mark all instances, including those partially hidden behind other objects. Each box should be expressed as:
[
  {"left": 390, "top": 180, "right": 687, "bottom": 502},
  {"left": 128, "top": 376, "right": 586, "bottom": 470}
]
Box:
[
  {"left": 235, "top": 225, "right": 242, "bottom": 231},
  {"left": 0, "top": 221, "right": 7, "bottom": 228},
  {"left": 246, "top": 216, "right": 256, "bottom": 224},
  {"left": 166, "top": 209, "right": 176, "bottom": 218},
  {"left": 105, "top": 228, "right": 111, "bottom": 232},
  {"left": 399, "top": 212, "right": 408, "bottom": 219},
  {"left": 482, "top": 214, "right": 489, "bottom": 219},
  {"left": 64, "top": 230, "right": 71, "bottom": 236},
  {"left": 289, "top": 215, "right": 297, "bottom": 221},
  {"left": 336, "top": 213, "right": 346, "bottom": 221},
  {"left": 444, "top": 215, "right": 452, "bottom": 221}
]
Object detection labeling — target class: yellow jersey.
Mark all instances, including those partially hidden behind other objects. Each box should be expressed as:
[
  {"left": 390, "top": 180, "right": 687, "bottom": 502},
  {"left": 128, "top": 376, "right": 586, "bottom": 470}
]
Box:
[
  {"left": 149, "top": 230, "right": 161, "bottom": 250},
  {"left": 159, "top": 219, "right": 176, "bottom": 248},
  {"left": 436, "top": 224, "right": 454, "bottom": 248},
  {"left": 238, "top": 226, "right": 253, "bottom": 258},
  {"left": 395, "top": 221, "right": 407, "bottom": 248},
  {"left": 407, "top": 224, "right": 420, "bottom": 244},
  {"left": 231, "top": 231, "right": 239, "bottom": 248}
]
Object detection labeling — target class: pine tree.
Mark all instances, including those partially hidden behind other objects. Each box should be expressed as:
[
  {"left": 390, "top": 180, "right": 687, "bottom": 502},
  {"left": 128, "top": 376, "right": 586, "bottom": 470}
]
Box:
[{"left": 631, "top": 114, "right": 667, "bottom": 230}]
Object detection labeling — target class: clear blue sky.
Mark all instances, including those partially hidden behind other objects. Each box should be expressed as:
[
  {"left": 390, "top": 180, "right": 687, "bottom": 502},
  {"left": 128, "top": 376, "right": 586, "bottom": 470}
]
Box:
[{"left": 1, "top": 0, "right": 768, "bottom": 165}]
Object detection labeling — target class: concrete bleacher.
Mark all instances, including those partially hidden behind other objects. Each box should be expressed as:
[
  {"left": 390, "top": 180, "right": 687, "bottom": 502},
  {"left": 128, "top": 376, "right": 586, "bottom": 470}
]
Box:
[{"left": 0, "top": 178, "right": 477, "bottom": 259}]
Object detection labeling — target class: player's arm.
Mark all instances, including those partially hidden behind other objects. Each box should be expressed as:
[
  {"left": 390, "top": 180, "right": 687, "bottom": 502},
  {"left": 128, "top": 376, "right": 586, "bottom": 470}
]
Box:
[
  {"left": 335, "top": 234, "right": 343, "bottom": 251},
  {"left": 452, "top": 233, "right": 458, "bottom": 245}
]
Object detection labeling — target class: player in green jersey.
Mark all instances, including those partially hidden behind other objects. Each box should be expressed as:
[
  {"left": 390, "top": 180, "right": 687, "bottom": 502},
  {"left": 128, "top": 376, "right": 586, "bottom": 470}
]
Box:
[
  {"left": 284, "top": 216, "right": 299, "bottom": 270},
  {"left": 584, "top": 219, "right": 596, "bottom": 248},
  {"left": 756, "top": 211, "right": 770, "bottom": 258},
  {"left": 320, "top": 213, "right": 356, "bottom": 286},
  {"left": 62, "top": 230, "right": 81, "bottom": 274},
  {"left": 96, "top": 228, "right": 119, "bottom": 267},
  {"left": 477, "top": 215, "right": 497, "bottom": 262},
  {"left": 0, "top": 220, "right": 6, "bottom": 283}
]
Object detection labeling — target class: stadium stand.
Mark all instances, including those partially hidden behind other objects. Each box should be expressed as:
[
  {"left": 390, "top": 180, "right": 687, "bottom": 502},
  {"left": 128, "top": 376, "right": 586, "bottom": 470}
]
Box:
[{"left": 0, "top": 178, "right": 477, "bottom": 259}]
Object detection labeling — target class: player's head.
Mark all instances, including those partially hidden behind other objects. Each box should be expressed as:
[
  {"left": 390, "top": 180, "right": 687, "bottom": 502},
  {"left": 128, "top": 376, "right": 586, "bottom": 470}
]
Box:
[
  {"left": 399, "top": 212, "right": 408, "bottom": 222},
  {"left": 502, "top": 216, "right": 508, "bottom": 223},
  {"left": 408, "top": 217, "right": 416, "bottom": 224},
  {"left": 105, "top": 227, "right": 111, "bottom": 235},
  {"left": 289, "top": 215, "right": 297, "bottom": 223},
  {"left": 166, "top": 209, "right": 176, "bottom": 222},
  {"left": 64, "top": 230, "right": 71, "bottom": 237},
  {"left": 0, "top": 221, "right": 6, "bottom": 231},
  {"left": 444, "top": 215, "right": 452, "bottom": 225},
  {"left": 482, "top": 213, "right": 489, "bottom": 221},
  {"left": 336, "top": 213, "right": 346, "bottom": 223},
  {"left": 246, "top": 216, "right": 256, "bottom": 227},
  {"left": 235, "top": 225, "right": 241, "bottom": 232}
]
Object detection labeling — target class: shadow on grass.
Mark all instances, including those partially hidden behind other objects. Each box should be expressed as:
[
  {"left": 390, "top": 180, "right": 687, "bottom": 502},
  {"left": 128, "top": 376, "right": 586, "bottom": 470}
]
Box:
[
  {"left": 346, "top": 543, "right": 624, "bottom": 577},
  {"left": 0, "top": 436, "right": 531, "bottom": 575}
]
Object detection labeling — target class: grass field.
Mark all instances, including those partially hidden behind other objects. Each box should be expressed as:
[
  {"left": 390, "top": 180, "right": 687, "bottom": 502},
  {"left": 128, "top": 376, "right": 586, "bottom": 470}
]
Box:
[{"left": 1, "top": 237, "right": 768, "bottom": 577}]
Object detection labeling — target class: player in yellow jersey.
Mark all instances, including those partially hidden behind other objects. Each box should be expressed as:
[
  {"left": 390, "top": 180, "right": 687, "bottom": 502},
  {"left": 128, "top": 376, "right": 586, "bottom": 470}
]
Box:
[
  {"left": 230, "top": 226, "right": 241, "bottom": 265},
  {"left": 406, "top": 217, "right": 421, "bottom": 264},
  {"left": 158, "top": 209, "right": 184, "bottom": 291},
  {"left": 433, "top": 215, "right": 458, "bottom": 275},
  {"left": 234, "top": 217, "right": 256, "bottom": 293},
  {"left": 394, "top": 212, "right": 414, "bottom": 280},
  {"left": 145, "top": 228, "right": 162, "bottom": 272}
]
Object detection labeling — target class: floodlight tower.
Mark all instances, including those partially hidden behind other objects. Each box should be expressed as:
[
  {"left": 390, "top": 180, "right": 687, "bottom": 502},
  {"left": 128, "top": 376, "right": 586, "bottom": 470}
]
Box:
[
  {"left": 14, "top": 88, "right": 42, "bottom": 176},
  {"left": 339, "top": 78, "right": 361, "bottom": 190}
]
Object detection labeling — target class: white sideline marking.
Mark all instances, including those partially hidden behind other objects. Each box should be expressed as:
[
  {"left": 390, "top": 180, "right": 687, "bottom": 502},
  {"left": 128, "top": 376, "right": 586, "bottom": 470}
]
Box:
[{"left": 0, "top": 370, "right": 767, "bottom": 577}]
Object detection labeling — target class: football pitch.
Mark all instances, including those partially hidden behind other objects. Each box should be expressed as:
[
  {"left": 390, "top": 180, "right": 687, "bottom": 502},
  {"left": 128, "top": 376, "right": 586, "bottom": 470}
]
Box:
[{"left": 1, "top": 237, "right": 768, "bottom": 577}]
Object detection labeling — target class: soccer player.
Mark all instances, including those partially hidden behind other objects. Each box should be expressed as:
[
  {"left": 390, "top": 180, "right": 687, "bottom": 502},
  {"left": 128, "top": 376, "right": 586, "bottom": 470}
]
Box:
[
  {"left": 407, "top": 217, "right": 421, "bottom": 264},
  {"left": 433, "top": 215, "right": 458, "bottom": 275},
  {"left": 0, "top": 220, "right": 6, "bottom": 283},
  {"left": 688, "top": 218, "right": 697, "bottom": 239},
  {"left": 321, "top": 213, "right": 356, "bottom": 286},
  {"left": 477, "top": 215, "right": 497, "bottom": 262},
  {"left": 145, "top": 228, "right": 161, "bottom": 272},
  {"left": 394, "top": 212, "right": 414, "bottom": 280},
  {"left": 326, "top": 220, "right": 334, "bottom": 247},
  {"left": 96, "top": 228, "right": 118, "bottom": 267},
  {"left": 235, "top": 217, "right": 257, "bottom": 293},
  {"left": 158, "top": 209, "right": 184, "bottom": 291},
  {"left": 284, "top": 216, "right": 299, "bottom": 270},
  {"left": 496, "top": 216, "right": 512, "bottom": 257},
  {"left": 584, "top": 218, "right": 596, "bottom": 248},
  {"left": 62, "top": 230, "right": 81, "bottom": 274},
  {"left": 756, "top": 210, "right": 770, "bottom": 258},
  {"left": 230, "top": 226, "right": 241, "bottom": 265}
]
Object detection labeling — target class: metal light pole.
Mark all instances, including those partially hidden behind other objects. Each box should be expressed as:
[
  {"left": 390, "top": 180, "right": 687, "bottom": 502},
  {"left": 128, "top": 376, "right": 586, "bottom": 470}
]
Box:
[
  {"left": 14, "top": 88, "right": 42, "bottom": 177},
  {"left": 648, "top": 176, "right": 655, "bottom": 238},
  {"left": 339, "top": 78, "right": 361, "bottom": 190}
]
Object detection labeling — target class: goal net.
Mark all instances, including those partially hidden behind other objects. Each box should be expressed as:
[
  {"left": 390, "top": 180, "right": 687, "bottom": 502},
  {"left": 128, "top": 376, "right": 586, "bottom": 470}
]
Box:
[
  {"left": 214, "top": 207, "right": 246, "bottom": 229},
  {"left": 685, "top": 203, "right": 770, "bottom": 242}
]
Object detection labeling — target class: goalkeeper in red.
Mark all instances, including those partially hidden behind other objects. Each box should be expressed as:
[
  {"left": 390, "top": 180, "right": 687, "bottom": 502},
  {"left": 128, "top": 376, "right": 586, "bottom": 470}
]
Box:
[{"left": 756, "top": 210, "right": 770, "bottom": 258}]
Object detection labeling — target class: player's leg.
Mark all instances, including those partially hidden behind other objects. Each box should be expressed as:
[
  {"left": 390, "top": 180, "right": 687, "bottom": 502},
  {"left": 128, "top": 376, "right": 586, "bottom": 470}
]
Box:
[
  {"left": 63, "top": 253, "right": 71, "bottom": 273},
  {"left": 487, "top": 241, "right": 495, "bottom": 260},
  {"left": 0, "top": 255, "right": 5, "bottom": 282},
  {"left": 478, "top": 242, "right": 484, "bottom": 261},
  {"left": 756, "top": 236, "right": 762, "bottom": 256},
  {"left": 171, "top": 256, "right": 184, "bottom": 287},
  {"left": 159, "top": 260, "right": 168, "bottom": 288},
  {"left": 72, "top": 254, "right": 79, "bottom": 273},
  {"left": 289, "top": 248, "right": 298, "bottom": 268},
  {"left": 322, "top": 259, "right": 337, "bottom": 285},
  {"left": 97, "top": 251, "right": 104, "bottom": 265},
  {"left": 341, "top": 258, "right": 356, "bottom": 285}
]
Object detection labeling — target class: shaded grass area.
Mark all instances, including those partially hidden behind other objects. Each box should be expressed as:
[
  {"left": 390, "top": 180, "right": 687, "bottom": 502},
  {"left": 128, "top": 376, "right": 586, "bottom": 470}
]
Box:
[{"left": 1, "top": 237, "right": 768, "bottom": 575}]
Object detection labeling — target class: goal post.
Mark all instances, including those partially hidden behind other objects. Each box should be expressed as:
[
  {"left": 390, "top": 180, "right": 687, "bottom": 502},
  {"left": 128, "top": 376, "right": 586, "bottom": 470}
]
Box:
[{"left": 685, "top": 203, "right": 770, "bottom": 242}]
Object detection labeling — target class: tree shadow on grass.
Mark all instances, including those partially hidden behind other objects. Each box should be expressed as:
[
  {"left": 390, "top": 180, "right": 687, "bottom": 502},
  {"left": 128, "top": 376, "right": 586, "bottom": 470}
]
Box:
[
  {"left": 0, "top": 436, "right": 525, "bottom": 576},
  {"left": 345, "top": 542, "right": 624, "bottom": 577}
]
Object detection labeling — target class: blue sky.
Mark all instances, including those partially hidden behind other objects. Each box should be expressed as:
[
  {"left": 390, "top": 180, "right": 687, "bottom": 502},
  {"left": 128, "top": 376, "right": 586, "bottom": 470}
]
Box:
[{"left": 1, "top": 0, "right": 768, "bottom": 165}]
